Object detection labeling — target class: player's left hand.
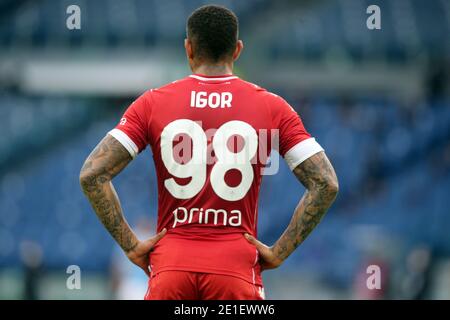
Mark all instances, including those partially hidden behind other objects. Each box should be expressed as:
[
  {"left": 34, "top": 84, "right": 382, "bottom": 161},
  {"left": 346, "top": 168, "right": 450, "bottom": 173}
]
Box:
[
  {"left": 244, "top": 233, "right": 283, "bottom": 271},
  {"left": 126, "top": 228, "right": 167, "bottom": 276}
]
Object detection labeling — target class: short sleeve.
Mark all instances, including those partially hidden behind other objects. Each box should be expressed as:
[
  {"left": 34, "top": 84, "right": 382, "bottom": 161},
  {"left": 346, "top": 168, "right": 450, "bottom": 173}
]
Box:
[
  {"left": 268, "top": 93, "right": 324, "bottom": 170},
  {"left": 108, "top": 92, "right": 151, "bottom": 158}
]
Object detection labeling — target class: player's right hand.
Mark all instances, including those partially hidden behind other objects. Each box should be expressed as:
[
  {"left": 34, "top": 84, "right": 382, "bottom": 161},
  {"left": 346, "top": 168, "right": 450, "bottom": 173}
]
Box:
[{"left": 126, "top": 228, "right": 167, "bottom": 276}]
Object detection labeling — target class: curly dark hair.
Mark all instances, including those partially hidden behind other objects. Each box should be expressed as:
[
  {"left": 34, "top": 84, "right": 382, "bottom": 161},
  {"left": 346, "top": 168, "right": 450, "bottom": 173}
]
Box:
[{"left": 187, "top": 5, "right": 239, "bottom": 63}]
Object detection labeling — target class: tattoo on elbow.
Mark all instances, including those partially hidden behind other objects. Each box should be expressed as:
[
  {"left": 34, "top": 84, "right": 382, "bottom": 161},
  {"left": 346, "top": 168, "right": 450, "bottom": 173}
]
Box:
[
  {"left": 295, "top": 152, "right": 339, "bottom": 200},
  {"left": 80, "top": 172, "right": 99, "bottom": 193},
  {"left": 80, "top": 135, "right": 132, "bottom": 194},
  {"left": 323, "top": 177, "right": 339, "bottom": 198}
]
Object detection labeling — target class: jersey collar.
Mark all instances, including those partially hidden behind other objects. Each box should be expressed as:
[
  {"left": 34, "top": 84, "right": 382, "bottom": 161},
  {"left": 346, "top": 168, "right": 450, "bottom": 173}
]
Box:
[{"left": 189, "top": 74, "right": 239, "bottom": 82}]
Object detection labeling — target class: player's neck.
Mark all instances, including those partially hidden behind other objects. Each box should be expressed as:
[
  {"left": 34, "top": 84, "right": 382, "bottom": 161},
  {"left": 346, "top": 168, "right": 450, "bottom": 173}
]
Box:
[{"left": 193, "top": 63, "right": 233, "bottom": 76}]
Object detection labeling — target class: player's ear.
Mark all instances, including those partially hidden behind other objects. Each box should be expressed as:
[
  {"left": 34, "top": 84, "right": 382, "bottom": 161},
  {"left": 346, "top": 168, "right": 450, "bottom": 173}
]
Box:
[
  {"left": 185, "top": 38, "right": 194, "bottom": 60},
  {"left": 233, "top": 40, "right": 244, "bottom": 61}
]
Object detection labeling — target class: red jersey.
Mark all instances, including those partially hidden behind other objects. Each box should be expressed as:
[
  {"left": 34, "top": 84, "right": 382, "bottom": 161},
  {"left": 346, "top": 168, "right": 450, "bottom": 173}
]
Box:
[{"left": 109, "top": 74, "right": 323, "bottom": 286}]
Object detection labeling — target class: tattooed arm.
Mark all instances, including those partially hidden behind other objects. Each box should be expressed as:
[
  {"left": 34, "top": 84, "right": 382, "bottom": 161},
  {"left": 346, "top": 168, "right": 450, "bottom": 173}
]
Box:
[
  {"left": 245, "top": 151, "right": 338, "bottom": 270},
  {"left": 80, "top": 135, "right": 166, "bottom": 275}
]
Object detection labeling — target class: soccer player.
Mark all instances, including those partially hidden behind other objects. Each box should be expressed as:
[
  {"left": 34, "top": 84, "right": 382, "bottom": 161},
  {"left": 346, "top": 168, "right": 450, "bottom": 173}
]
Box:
[{"left": 80, "top": 5, "right": 338, "bottom": 300}]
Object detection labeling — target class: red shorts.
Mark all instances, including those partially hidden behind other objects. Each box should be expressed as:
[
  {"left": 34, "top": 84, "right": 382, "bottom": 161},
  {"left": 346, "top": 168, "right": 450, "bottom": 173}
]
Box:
[{"left": 144, "top": 271, "right": 265, "bottom": 300}]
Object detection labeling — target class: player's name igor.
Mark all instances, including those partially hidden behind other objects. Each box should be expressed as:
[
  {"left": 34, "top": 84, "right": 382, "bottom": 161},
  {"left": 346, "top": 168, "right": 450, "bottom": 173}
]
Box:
[{"left": 191, "top": 91, "right": 233, "bottom": 108}]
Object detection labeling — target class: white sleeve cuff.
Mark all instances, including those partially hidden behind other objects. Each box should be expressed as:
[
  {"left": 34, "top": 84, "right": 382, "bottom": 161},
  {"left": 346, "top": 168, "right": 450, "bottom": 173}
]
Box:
[
  {"left": 284, "top": 138, "right": 324, "bottom": 170},
  {"left": 108, "top": 128, "right": 139, "bottom": 159}
]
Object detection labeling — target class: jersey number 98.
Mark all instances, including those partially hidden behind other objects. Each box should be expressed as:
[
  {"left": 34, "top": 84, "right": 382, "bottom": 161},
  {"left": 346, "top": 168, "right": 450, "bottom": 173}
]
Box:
[{"left": 160, "top": 119, "right": 257, "bottom": 201}]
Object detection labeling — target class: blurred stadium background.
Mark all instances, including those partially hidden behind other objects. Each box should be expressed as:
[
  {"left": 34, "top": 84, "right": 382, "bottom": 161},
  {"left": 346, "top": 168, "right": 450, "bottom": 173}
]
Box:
[{"left": 0, "top": 0, "right": 449, "bottom": 299}]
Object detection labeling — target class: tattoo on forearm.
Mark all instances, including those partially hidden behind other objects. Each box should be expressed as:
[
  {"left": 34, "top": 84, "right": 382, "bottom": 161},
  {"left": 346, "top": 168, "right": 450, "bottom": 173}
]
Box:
[
  {"left": 80, "top": 135, "right": 137, "bottom": 253},
  {"left": 273, "top": 151, "right": 338, "bottom": 261}
]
